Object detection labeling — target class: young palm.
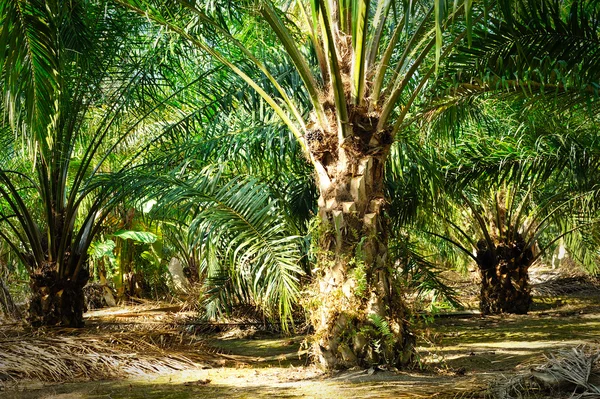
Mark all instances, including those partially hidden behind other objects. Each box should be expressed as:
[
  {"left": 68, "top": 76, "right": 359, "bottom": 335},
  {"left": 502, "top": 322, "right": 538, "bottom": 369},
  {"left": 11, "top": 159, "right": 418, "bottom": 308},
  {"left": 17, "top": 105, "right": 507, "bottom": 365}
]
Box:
[
  {"left": 425, "top": 102, "right": 600, "bottom": 314},
  {"left": 419, "top": 0, "right": 600, "bottom": 314},
  {"left": 139, "top": 146, "right": 311, "bottom": 328},
  {"left": 0, "top": 0, "right": 187, "bottom": 326}
]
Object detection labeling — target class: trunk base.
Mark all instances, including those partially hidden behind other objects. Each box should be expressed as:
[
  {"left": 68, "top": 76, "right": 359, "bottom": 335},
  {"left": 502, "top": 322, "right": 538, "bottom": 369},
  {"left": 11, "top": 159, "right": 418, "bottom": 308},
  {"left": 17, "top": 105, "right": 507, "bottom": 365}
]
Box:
[
  {"left": 28, "top": 268, "right": 89, "bottom": 327},
  {"left": 312, "top": 310, "right": 415, "bottom": 369},
  {"left": 477, "top": 238, "right": 532, "bottom": 315},
  {"left": 479, "top": 283, "right": 532, "bottom": 315},
  {"left": 307, "top": 251, "right": 415, "bottom": 370}
]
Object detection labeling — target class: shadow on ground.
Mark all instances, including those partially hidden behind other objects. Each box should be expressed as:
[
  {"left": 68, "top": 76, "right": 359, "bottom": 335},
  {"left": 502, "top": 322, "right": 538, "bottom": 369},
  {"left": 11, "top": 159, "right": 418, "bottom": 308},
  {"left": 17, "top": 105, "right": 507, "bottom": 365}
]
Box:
[
  {"left": 1, "top": 370, "right": 489, "bottom": 399},
  {"left": 2, "top": 291, "right": 599, "bottom": 399}
]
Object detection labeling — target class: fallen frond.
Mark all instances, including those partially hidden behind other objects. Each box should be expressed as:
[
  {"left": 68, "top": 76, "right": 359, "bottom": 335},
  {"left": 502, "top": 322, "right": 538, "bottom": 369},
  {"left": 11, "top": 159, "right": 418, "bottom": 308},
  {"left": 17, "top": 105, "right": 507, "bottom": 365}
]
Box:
[
  {"left": 0, "top": 329, "right": 215, "bottom": 383},
  {"left": 532, "top": 275, "right": 600, "bottom": 297},
  {"left": 534, "top": 347, "right": 600, "bottom": 397},
  {"left": 488, "top": 345, "right": 600, "bottom": 399}
]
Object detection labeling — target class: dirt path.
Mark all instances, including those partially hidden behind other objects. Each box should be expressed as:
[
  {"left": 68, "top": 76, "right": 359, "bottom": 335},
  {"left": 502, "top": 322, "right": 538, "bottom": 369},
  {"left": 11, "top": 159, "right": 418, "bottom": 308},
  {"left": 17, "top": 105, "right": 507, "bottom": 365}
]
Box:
[{"left": 2, "top": 291, "right": 599, "bottom": 399}]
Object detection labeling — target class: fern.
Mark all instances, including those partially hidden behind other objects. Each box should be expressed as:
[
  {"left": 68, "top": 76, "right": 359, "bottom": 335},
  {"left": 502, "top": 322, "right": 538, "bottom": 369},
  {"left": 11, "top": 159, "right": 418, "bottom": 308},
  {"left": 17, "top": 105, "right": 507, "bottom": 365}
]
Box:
[{"left": 368, "top": 314, "right": 394, "bottom": 345}]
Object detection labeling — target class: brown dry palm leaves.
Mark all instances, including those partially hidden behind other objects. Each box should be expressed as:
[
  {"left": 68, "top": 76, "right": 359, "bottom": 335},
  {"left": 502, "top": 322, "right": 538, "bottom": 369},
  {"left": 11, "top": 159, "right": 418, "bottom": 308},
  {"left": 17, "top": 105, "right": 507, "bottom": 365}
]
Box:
[
  {"left": 490, "top": 345, "right": 600, "bottom": 399},
  {"left": 0, "top": 329, "right": 214, "bottom": 382}
]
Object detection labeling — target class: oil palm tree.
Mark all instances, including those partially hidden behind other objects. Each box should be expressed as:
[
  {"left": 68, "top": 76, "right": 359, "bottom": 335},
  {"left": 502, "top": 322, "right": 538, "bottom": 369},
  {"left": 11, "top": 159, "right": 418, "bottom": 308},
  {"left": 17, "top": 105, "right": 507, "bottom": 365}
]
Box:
[
  {"left": 0, "top": 0, "right": 193, "bottom": 326},
  {"left": 416, "top": 0, "right": 600, "bottom": 314},
  {"left": 424, "top": 100, "right": 600, "bottom": 315},
  {"left": 439, "top": 184, "right": 552, "bottom": 315},
  {"left": 112, "top": 0, "right": 506, "bottom": 368}
]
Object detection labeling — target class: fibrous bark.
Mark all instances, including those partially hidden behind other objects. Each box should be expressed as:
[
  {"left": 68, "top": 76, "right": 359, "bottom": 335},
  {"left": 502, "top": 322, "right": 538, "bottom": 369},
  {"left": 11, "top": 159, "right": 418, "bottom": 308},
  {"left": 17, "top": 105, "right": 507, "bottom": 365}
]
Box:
[
  {"left": 306, "top": 110, "right": 414, "bottom": 369},
  {"left": 28, "top": 263, "right": 89, "bottom": 327},
  {"left": 476, "top": 234, "right": 533, "bottom": 315}
]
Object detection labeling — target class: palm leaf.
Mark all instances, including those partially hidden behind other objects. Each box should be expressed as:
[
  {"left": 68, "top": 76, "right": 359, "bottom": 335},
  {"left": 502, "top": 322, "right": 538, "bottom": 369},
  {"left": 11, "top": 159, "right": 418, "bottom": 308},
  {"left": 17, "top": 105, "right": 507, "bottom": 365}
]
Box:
[{"left": 0, "top": 0, "right": 59, "bottom": 156}]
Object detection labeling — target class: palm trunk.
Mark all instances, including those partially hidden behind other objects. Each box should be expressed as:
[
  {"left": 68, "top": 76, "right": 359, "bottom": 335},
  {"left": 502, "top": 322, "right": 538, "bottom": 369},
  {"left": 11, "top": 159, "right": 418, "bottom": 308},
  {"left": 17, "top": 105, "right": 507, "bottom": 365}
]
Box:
[
  {"left": 476, "top": 235, "right": 533, "bottom": 315},
  {"left": 0, "top": 276, "right": 20, "bottom": 319},
  {"left": 28, "top": 262, "right": 89, "bottom": 327},
  {"left": 307, "top": 132, "right": 414, "bottom": 369}
]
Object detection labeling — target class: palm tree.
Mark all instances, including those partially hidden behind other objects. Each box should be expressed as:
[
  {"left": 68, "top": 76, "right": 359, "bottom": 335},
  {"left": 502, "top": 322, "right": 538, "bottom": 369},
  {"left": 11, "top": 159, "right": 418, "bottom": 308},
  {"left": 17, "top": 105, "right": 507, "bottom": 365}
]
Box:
[
  {"left": 424, "top": 100, "right": 600, "bottom": 315},
  {"left": 418, "top": 0, "right": 600, "bottom": 314},
  {"left": 0, "top": 0, "right": 190, "bottom": 327},
  {"left": 113, "top": 0, "right": 499, "bottom": 368},
  {"left": 446, "top": 185, "right": 549, "bottom": 315}
]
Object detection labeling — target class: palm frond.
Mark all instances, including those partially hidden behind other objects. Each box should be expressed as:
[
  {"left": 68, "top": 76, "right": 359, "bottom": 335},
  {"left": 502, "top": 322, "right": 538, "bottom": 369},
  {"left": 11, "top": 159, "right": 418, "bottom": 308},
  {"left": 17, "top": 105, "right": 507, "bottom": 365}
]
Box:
[
  {"left": 0, "top": 0, "right": 59, "bottom": 153},
  {"left": 189, "top": 176, "right": 303, "bottom": 329},
  {"left": 438, "top": 0, "right": 600, "bottom": 114},
  {"left": 391, "top": 237, "right": 463, "bottom": 309},
  {"left": 115, "top": 167, "right": 304, "bottom": 329}
]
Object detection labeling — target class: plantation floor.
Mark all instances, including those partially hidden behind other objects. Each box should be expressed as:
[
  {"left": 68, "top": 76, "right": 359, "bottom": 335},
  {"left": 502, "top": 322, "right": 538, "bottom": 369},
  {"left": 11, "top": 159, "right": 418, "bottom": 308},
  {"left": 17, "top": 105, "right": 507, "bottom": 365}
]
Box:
[{"left": 2, "top": 286, "right": 600, "bottom": 398}]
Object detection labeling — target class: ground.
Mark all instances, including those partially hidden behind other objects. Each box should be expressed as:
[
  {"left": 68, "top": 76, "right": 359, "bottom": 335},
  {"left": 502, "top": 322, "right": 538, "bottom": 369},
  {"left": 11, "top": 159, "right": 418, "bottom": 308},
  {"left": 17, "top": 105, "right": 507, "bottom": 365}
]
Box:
[{"left": 1, "top": 274, "right": 599, "bottom": 399}]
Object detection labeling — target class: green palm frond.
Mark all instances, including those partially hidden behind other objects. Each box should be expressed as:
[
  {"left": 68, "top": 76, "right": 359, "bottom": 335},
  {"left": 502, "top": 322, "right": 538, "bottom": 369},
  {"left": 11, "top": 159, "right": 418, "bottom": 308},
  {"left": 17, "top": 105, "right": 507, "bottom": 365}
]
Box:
[
  {"left": 390, "top": 237, "right": 462, "bottom": 309},
  {"left": 435, "top": 0, "right": 600, "bottom": 115},
  {"left": 197, "top": 181, "right": 302, "bottom": 328},
  {"left": 421, "top": 95, "right": 600, "bottom": 194},
  {"left": 121, "top": 167, "right": 304, "bottom": 329},
  {"left": 386, "top": 138, "right": 444, "bottom": 229},
  {"left": 562, "top": 222, "right": 600, "bottom": 275},
  {"left": 0, "top": 0, "right": 211, "bottom": 287},
  {"left": 0, "top": 0, "right": 59, "bottom": 152}
]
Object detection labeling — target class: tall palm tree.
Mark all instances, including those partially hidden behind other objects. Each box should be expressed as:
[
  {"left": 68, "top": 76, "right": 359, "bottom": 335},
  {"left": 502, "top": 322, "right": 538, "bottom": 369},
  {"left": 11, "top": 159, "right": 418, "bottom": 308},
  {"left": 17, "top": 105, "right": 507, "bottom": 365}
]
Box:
[
  {"left": 114, "top": 0, "right": 498, "bottom": 368},
  {"left": 0, "top": 0, "right": 189, "bottom": 327}
]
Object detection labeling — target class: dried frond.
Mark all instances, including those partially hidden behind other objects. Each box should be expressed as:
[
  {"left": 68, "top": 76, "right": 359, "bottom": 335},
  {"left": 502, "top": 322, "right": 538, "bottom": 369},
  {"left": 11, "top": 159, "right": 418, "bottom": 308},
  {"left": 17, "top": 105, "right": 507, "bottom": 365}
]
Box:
[
  {"left": 0, "top": 330, "right": 217, "bottom": 383},
  {"left": 532, "top": 275, "right": 600, "bottom": 297},
  {"left": 535, "top": 346, "right": 600, "bottom": 397},
  {"left": 488, "top": 345, "right": 600, "bottom": 399}
]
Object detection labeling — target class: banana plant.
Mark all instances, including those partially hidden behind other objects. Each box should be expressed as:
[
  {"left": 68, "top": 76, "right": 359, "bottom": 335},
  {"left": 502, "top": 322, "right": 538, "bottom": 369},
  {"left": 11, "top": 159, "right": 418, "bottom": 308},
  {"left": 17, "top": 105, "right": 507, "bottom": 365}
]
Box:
[{"left": 112, "top": 227, "right": 159, "bottom": 298}]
